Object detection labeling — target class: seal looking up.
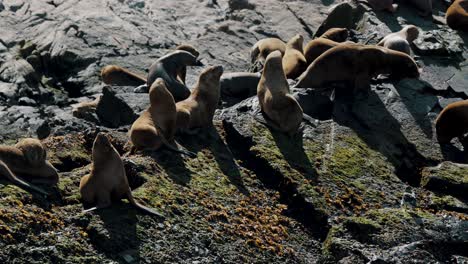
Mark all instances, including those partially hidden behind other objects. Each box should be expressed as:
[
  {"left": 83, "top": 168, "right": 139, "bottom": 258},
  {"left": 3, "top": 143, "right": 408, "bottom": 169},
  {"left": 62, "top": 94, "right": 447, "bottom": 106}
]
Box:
[
  {"left": 282, "top": 34, "right": 308, "bottom": 79},
  {"left": 79, "top": 133, "right": 165, "bottom": 218},
  {"left": 257, "top": 50, "right": 303, "bottom": 136}
]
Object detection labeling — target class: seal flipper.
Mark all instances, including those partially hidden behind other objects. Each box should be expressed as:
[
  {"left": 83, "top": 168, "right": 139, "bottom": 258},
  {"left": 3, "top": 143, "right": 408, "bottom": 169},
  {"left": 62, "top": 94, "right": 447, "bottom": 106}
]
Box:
[
  {"left": 0, "top": 160, "right": 48, "bottom": 196},
  {"left": 126, "top": 189, "right": 165, "bottom": 219}
]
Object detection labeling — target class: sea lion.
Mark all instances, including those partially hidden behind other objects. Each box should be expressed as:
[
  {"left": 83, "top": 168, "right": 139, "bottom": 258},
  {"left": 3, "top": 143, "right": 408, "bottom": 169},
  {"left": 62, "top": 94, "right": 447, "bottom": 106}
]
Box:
[
  {"left": 72, "top": 96, "right": 101, "bottom": 120},
  {"left": 174, "top": 44, "right": 200, "bottom": 84},
  {"left": 129, "top": 78, "right": 195, "bottom": 157},
  {"left": 0, "top": 138, "right": 59, "bottom": 195},
  {"left": 378, "top": 25, "right": 420, "bottom": 55},
  {"left": 79, "top": 132, "right": 164, "bottom": 217},
  {"left": 282, "top": 34, "right": 308, "bottom": 79},
  {"left": 296, "top": 44, "right": 420, "bottom": 89},
  {"left": 435, "top": 99, "right": 468, "bottom": 144},
  {"left": 365, "top": 0, "right": 398, "bottom": 12},
  {"left": 446, "top": 0, "right": 468, "bottom": 32},
  {"left": 304, "top": 38, "right": 343, "bottom": 66},
  {"left": 145, "top": 50, "right": 203, "bottom": 101},
  {"left": 257, "top": 51, "right": 303, "bottom": 136},
  {"left": 319, "top": 28, "right": 349, "bottom": 42},
  {"left": 176, "top": 65, "right": 224, "bottom": 132},
  {"left": 250, "top": 38, "right": 286, "bottom": 63},
  {"left": 407, "top": 0, "right": 433, "bottom": 16},
  {"left": 101, "top": 65, "right": 146, "bottom": 86},
  {"left": 220, "top": 72, "right": 261, "bottom": 98}
]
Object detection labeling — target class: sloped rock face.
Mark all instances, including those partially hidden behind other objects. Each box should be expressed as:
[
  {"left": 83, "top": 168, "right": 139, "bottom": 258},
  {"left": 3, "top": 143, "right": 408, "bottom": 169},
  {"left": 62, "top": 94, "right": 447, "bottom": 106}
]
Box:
[{"left": 0, "top": 0, "right": 467, "bottom": 263}]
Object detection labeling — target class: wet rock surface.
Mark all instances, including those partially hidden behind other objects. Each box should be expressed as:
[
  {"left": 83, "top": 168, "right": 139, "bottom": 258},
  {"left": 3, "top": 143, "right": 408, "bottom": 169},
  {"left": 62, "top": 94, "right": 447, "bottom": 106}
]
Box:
[{"left": 0, "top": 0, "right": 467, "bottom": 263}]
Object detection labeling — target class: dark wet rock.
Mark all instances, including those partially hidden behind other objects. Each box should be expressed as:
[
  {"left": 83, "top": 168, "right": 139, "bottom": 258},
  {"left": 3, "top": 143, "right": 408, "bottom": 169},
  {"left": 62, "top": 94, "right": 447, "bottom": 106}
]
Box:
[
  {"left": 447, "top": 63, "right": 468, "bottom": 97},
  {"left": 228, "top": 0, "right": 255, "bottom": 11},
  {"left": 421, "top": 162, "right": 468, "bottom": 199},
  {"left": 413, "top": 30, "right": 465, "bottom": 57}
]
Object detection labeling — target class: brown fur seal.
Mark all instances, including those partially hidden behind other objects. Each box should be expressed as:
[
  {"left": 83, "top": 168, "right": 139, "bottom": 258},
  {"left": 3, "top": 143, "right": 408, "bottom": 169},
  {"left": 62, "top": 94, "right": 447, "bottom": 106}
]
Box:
[
  {"left": 446, "top": 0, "right": 468, "bottom": 32},
  {"left": 319, "top": 28, "right": 349, "bottom": 42},
  {"left": 101, "top": 65, "right": 146, "bottom": 86},
  {"left": 282, "top": 34, "right": 307, "bottom": 79},
  {"left": 0, "top": 138, "right": 59, "bottom": 195},
  {"left": 174, "top": 44, "right": 200, "bottom": 84},
  {"left": 72, "top": 96, "right": 101, "bottom": 120},
  {"left": 250, "top": 38, "right": 286, "bottom": 63},
  {"left": 435, "top": 99, "right": 468, "bottom": 143},
  {"left": 79, "top": 133, "right": 164, "bottom": 217},
  {"left": 296, "top": 44, "right": 420, "bottom": 89},
  {"left": 365, "top": 0, "right": 398, "bottom": 12},
  {"left": 220, "top": 72, "right": 261, "bottom": 98},
  {"left": 378, "top": 25, "right": 420, "bottom": 55},
  {"left": 257, "top": 51, "right": 303, "bottom": 136},
  {"left": 176, "top": 65, "right": 223, "bottom": 132},
  {"left": 304, "top": 38, "right": 343, "bottom": 66},
  {"left": 129, "top": 78, "right": 195, "bottom": 157}
]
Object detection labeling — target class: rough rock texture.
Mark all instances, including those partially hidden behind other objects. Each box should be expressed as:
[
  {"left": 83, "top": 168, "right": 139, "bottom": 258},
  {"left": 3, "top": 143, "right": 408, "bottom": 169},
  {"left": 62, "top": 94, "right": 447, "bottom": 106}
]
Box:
[{"left": 0, "top": 0, "right": 467, "bottom": 263}]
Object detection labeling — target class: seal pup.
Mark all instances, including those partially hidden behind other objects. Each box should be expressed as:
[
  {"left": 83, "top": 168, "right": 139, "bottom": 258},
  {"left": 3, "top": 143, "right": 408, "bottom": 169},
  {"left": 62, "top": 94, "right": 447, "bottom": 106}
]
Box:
[
  {"left": 0, "top": 138, "right": 59, "bottom": 195},
  {"left": 282, "top": 34, "right": 308, "bottom": 79},
  {"left": 436, "top": 99, "right": 468, "bottom": 144},
  {"left": 79, "top": 133, "right": 164, "bottom": 217},
  {"left": 101, "top": 65, "right": 146, "bottom": 86},
  {"left": 250, "top": 38, "right": 287, "bottom": 64},
  {"left": 257, "top": 51, "right": 303, "bottom": 136},
  {"left": 365, "top": 0, "right": 398, "bottom": 12},
  {"left": 446, "top": 0, "right": 468, "bottom": 32},
  {"left": 129, "top": 78, "right": 196, "bottom": 157},
  {"left": 378, "top": 25, "right": 420, "bottom": 55},
  {"left": 176, "top": 65, "right": 224, "bottom": 133},
  {"left": 296, "top": 44, "right": 420, "bottom": 89},
  {"left": 319, "top": 28, "right": 349, "bottom": 42}
]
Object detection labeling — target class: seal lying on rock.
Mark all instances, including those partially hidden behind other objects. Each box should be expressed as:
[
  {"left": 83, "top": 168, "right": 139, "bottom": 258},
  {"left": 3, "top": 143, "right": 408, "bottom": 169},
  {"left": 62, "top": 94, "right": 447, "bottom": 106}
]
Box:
[
  {"left": 220, "top": 72, "right": 261, "bottom": 99},
  {"left": 250, "top": 38, "right": 286, "bottom": 64},
  {"left": 176, "top": 65, "right": 224, "bottom": 133},
  {"left": 378, "top": 25, "right": 420, "bottom": 55},
  {"left": 283, "top": 34, "right": 307, "bottom": 79},
  {"left": 436, "top": 99, "right": 468, "bottom": 144},
  {"left": 101, "top": 65, "right": 146, "bottom": 86},
  {"left": 129, "top": 78, "right": 195, "bottom": 157},
  {"left": 257, "top": 51, "right": 303, "bottom": 136},
  {"left": 296, "top": 44, "right": 420, "bottom": 89},
  {"left": 319, "top": 27, "right": 349, "bottom": 42},
  {"left": 304, "top": 38, "right": 349, "bottom": 66},
  {"left": 365, "top": 0, "right": 398, "bottom": 12},
  {"left": 79, "top": 133, "right": 164, "bottom": 217},
  {"left": 446, "top": 0, "right": 468, "bottom": 32},
  {"left": 0, "top": 138, "right": 58, "bottom": 195}
]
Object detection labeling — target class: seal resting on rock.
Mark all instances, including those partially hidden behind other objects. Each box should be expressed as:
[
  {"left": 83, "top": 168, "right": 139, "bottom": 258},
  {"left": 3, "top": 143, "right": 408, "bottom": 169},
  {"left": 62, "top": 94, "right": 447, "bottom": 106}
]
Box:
[
  {"left": 220, "top": 72, "right": 261, "bottom": 99},
  {"left": 365, "top": 0, "right": 398, "bottom": 12},
  {"left": 101, "top": 65, "right": 146, "bottom": 86},
  {"left": 282, "top": 34, "right": 308, "bottom": 79},
  {"left": 296, "top": 44, "right": 420, "bottom": 89},
  {"left": 446, "top": 0, "right": 468, "bottom": 32},
  {"left": 304, "top": 38, "right": 351, "bottom": 66},
  {"left": 129, "top": 78, "right": 195, "bottom": 157},
  {"left": 319, "top": 28, "right": 349, "bottom": 42},
  {"left": 79, "top": 133, "right": 165, "bottom": 217},
  {"left": 0, "top": 138, "right": 59, "bottom": 195},
  {"left": 250, "top": 38, "right": 286, "bottom": 63},
  {"left": 257, "top": 51, "right": 303, "bottom": 136},
  {"left": 176, "top": 65, "right": 224, "bottom": 133},
  {"left": 436, "top": 99, "right": 468, "bottom": 144},
  {"left": 378, "top": 25, "right": 420, "bottom": 55}
]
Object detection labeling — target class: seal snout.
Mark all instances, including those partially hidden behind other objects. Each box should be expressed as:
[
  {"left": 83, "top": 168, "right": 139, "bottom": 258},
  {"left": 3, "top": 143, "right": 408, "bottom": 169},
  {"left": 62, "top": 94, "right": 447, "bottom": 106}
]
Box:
[{"left": 212, "top": 65, "right": 224, "bottom": 76}]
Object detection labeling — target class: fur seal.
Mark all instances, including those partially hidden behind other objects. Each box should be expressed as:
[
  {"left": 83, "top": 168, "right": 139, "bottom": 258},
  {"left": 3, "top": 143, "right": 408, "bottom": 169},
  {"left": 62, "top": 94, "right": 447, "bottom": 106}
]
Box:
[
  {"left": 129, "top": 78, "right": 195, "bottom": 157},
  {"left": 377, "top": 25, "right": 420, "bottom": 55},
  {"left": 220, "top": 72, "right": 261, "bottom": 98},
  {"left": 446, "top": 0, "right": 468, "bottom": 32},
  {"left": 435, "top": 99, "right": 468, "bottom": 144},
  {"left": 282, "top": 34, "right": 307, "bottom": 79},
  {"left": 79, "top": 133, "right": 164, "bottom": 217},
  {"left": 319, "top": 28, "right": 349, "bottom": 42},
  {"left": 72, "top": 96, "right": 101, "bottom": 120},
  {"left": 304, "top": 38, "right": 343, "bottom": 66},
  {"left": 296, "top": 44, "right": 420, "bottom": 89},
  {"left": 0, "top": 138, "right": 58, "bottom": 195},
  {"left": 250, "top": 38, "right": 286, "bottom": 63},
  {"left": 365, "top": 0, "right": 398, "bottom": 12},
  {"left": 257, "top": 51, "right": 303, "bottom": 136},
  {"left": 145, "top": 50, "right": 203, "bottom": 101},
  {"left": 101, "top": 65, "right": 146, "bottom": 86},
  {"left": 174, "top": 44, "right": 200, "bottom": 84},
  {"left": 176, "top": 65, "right": 224, "bottom": 132}
]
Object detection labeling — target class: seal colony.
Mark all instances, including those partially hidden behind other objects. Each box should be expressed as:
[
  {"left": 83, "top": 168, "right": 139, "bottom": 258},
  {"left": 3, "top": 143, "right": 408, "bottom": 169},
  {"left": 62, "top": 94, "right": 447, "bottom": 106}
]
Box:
[{"left": 2, "top": 1, "right": 466, "bottom": 224}]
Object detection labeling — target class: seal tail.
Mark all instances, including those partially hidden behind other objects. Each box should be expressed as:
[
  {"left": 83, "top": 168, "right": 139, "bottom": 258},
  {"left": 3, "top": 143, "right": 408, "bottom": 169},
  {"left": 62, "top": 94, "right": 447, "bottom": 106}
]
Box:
[
  {"left": 0, "top": 161, "right": 48, "bottom": 196},
  {"left": 126, "top": 189, "right": 165, "bottom": 219}
]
